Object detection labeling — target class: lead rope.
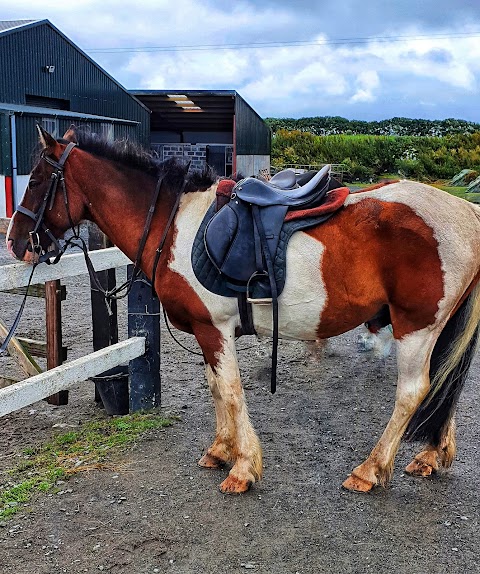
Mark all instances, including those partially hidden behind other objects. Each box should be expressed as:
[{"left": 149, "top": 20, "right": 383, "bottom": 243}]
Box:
[{"left": 0, "top": 263, "right": 38, "bottom": 354}]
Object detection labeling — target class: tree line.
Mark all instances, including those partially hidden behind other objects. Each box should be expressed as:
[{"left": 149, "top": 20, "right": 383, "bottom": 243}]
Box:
[{"left": 265, "top": 116, "right": 480, "bottom": 137}]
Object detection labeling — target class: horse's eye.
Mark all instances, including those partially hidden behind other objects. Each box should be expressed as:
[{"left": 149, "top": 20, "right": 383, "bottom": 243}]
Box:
[{"left": 29, "top": 180, "right": 39, "bottom": 189}]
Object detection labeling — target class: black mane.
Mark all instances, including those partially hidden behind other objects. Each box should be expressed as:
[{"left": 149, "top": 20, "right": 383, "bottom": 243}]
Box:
[{"left": 59, "top": 130, "right": 217, "bottom": 191}]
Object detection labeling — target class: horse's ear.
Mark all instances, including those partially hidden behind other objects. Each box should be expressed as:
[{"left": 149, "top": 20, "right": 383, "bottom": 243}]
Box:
[
  {"left": 62, "top": 125, "right": 78, "bottom": 143},
  {"left": 36, "top": 124, "right": 57, "bottom": 151}
]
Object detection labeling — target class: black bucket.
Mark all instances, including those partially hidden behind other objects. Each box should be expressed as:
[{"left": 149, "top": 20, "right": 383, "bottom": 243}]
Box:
[{"left": 91, "top": 366, "right": 129, "bottom": 415}]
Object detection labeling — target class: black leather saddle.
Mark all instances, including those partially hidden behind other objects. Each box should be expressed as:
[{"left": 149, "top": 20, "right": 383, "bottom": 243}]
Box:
[
  {"left": 234, "top": 164, "right": 330, "bottom": 207},
  {"left": 204, "top": 165, "right": 332, "bottom": 293}
]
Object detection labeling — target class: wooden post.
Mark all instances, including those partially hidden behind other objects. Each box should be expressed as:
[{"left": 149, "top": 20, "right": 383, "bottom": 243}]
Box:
[
  {"left": 88, "top": 223, "right": 119, "bottom": 403},
  {"left": 128, "top": 266, "right": 161, "bottom": 411},
  {"left": 45, "top": 279, "right": 68, "bottom": 405}
]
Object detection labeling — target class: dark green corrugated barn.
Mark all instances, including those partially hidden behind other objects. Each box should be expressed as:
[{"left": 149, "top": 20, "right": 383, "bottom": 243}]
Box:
[{"left": 0, "top": 19, "right": 150, "bottom": 216}]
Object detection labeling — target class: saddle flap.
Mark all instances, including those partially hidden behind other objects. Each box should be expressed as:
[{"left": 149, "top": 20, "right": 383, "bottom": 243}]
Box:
[{"left": 205, "top": 202, "right": 260, "bottom": 282}]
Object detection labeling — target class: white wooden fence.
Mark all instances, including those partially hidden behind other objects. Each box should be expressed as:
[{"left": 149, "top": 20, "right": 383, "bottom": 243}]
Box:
[{"left": 0, "top": 247, "right": 144, "bottom": 418}]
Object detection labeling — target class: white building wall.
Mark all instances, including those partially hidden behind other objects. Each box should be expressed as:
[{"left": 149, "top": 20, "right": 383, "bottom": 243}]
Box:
[{"left": 0, "top": 176, "right": 6, "bottom": 217}]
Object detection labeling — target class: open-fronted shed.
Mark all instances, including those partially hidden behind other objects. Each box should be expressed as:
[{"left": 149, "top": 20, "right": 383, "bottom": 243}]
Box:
[{"left": 131, "top": 90, "right": 271, "bottom": 178}]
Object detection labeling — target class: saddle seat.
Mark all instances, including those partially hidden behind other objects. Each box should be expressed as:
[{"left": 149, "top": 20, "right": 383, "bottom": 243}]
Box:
[{"left": 235, "top": 164, "right": 331, "bottom": 207}]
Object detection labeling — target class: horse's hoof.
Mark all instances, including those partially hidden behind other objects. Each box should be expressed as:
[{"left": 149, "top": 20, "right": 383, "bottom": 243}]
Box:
[
  {"left": 198, "top": 453, "right": 226, "bottom": 469},
  {"left": 219, "top": 475, "right": 252, "bottom": 494},
  {"left": 342, "top": 472, "right": 375, "bottom": 492},
  {"left": 405, "top": 459, "right": 435, "bottom": 477}
]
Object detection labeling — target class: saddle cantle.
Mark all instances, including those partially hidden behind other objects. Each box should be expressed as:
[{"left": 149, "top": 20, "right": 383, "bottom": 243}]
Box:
[{"left": 234, "top": 164, "right": 331, "bottom": 207}]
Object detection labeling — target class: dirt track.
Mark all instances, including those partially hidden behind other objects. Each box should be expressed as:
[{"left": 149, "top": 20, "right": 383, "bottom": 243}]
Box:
[{"left": 0, "top": 241, "right": 479, "bottom": 574}]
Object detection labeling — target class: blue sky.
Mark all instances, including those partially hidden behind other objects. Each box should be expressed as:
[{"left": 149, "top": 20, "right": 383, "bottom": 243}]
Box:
[{"left": 3, "top": 0, "right": 480, "bottom": 121}]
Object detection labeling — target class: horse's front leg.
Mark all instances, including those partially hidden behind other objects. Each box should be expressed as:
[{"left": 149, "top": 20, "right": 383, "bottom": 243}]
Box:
[
  {"left": 197, "top": 364, "right": 233, "bottom": 469},
  {"left": 343, "top": 329, "right": 438, "bottom": 491},
  {"left": 195, "top": 323, "right": 262, "bottom": 493}
]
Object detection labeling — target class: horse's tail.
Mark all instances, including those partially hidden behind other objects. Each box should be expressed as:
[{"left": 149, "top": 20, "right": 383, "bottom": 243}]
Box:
[{"left": 405, "top": 281, "right": 480, "bottom": 452}]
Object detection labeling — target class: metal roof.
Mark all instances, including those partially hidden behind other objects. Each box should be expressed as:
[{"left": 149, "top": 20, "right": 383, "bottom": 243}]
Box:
[
  {"left": 0, "top": 102, "right": 139, "bottom": 124},
  {"left": 130, "top": 90, "right": 237, "bottom": 132},
  {"left": 0, "top": 20, "right": 39, "bottom": 34}
]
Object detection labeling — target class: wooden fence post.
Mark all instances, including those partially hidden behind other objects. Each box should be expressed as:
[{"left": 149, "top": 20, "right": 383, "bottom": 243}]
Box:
[
  {"left": 45, "top": 279, "right": 68, "bottom": 405},
  {"left": 88, "top": 223, "right": 119, "bottom": 404},
  {"left": 127, "top": 267, "right": 161, "bottom": 411}
]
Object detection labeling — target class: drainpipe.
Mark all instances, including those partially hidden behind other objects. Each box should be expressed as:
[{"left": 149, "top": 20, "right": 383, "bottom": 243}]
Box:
[
  {"left": 232, "top": 113, "right": 237, "bottom": 176},
  {"left": 8, "top": 114, "right": 17, "bottom": 216}
]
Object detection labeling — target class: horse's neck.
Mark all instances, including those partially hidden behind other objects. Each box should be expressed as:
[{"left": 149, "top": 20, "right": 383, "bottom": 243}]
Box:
[
  {"left": 81, "top": 171, "right": 168, "bottom": 267},
  {"left": 85, "top": 178, "right": 217, "bottom": 277}
]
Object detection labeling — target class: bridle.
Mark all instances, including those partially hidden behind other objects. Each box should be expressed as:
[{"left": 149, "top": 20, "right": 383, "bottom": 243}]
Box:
[
  {"left": 16, "top": 141, "right": 77, "bottom": 264},
  {"left": 2, "top": 141, "right": 188, "bottom": 354}
]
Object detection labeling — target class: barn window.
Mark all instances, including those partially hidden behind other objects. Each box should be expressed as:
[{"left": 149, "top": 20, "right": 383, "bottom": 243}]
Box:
[
  {"left": 99, "top": 123, "right": 114, "bottom": 142},
  {"left": 41, "top": 118, "right": 59, "bottom": 138}
]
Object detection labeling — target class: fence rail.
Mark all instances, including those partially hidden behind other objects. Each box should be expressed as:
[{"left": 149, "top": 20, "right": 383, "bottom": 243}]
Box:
[
  {"left": 0, "top": 247, "right": 157, "bottom": 418},
  {"left": 0, "top": 246, "right": 131, "bottom": 291},
  {"left": 0, "top": 338, "right": 145, "bottom": 417}
]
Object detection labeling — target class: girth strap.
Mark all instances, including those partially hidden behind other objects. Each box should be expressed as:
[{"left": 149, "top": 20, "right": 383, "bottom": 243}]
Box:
[{"left": 252, "top": 205, "right": 279, "bottom": 394}]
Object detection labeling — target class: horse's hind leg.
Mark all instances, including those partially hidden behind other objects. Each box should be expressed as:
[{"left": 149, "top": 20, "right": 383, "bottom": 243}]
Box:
[
  {"left": 343, "top": 328, "right": 439, "bottom": 492},
  {"left": 405, "top": 416, "right": 456, "bottom": 477}
]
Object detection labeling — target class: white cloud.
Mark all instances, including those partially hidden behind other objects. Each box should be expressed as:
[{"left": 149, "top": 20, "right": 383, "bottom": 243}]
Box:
[
  {"left": 2, "top": 1, "right": 480, "bottom": 118},
  {"left": 350, "top": 71, "right": 380, "bottom": 103}
]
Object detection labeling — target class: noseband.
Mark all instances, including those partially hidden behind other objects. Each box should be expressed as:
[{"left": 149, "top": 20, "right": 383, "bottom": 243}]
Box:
[{"left": 16, "top": 141, "right": 78, "bottom": 264}]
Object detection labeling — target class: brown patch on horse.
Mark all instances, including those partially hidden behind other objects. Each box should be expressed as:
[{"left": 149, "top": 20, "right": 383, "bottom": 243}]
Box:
[
  {"left": 157, "top": 266, "right": 224, "bottom": 368},
  {"left": 305, "top": 199, "right": 444, "bottom": 339}
]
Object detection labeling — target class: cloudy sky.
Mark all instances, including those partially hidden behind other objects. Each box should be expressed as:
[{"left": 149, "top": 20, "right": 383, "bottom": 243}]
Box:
[{"left": 3, "top": 0, "right": 480, "bottom": 121}]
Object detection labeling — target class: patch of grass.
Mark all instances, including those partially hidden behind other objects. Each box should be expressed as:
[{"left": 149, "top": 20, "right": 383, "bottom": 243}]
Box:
[
  {"left": 0, "top": 413, "right": 172, "bottom": 521},
  {"left": 432, "top": 184, "right": 480, "bottom": 203}
]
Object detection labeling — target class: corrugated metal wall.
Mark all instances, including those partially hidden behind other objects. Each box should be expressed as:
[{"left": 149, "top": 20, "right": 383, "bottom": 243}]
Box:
[
  {"left": 0, "top": 113, "right": 11, "bottom": 175},
  {"left": 0, "top": 23, "right": 148, "bottom": 126},
  {"left": 13, "top": 115, "right": 142, "bottom": 174},
  {"left": 235, "top": 94, "right": 271, "bottom": 156}
]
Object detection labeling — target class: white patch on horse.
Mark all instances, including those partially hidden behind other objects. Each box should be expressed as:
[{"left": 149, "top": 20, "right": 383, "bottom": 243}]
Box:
[
  {"left": 168, "top": 186, "right": 239, "bottom": 326},
  {"left": 253, "top": 231, "right": 327, "bottom": 340},
  {"left": 346, "top": 182, "right": 480, "bottom": 324}
]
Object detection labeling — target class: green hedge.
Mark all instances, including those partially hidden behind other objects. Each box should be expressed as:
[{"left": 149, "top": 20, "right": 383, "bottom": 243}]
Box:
[{"left": 271, "top": 130, "right": 480, "bottom": 181}]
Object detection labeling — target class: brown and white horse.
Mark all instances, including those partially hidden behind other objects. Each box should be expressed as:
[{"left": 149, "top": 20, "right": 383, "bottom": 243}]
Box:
[{"left": 6, "top": 127, "right": 480, "bottom": 494}]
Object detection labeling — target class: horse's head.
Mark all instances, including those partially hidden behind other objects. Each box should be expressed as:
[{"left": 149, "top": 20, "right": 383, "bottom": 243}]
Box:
[{"left": 6, "top": 125, "right": 87, "bottom": 262}]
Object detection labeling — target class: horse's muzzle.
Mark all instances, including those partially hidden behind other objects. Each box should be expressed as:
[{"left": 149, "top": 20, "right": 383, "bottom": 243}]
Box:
[{"left": 6, "top": 238, "right": 34, "bottom": 263}]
